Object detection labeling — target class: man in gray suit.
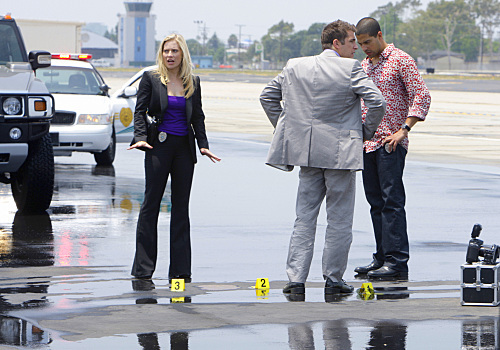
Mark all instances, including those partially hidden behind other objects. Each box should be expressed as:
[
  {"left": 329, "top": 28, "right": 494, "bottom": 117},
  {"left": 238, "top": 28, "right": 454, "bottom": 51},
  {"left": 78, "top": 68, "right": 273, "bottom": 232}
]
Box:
[{"left": 260, "top": 20, "right": 385, "bottom": 295}]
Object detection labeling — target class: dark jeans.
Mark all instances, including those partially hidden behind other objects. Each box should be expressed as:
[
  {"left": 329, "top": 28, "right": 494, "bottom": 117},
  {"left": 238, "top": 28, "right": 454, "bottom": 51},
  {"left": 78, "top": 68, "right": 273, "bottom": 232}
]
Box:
[
  {"left": 132, "top": 134, "right": 194, "bottom": 278},
  {"left": 362, "top": 146, "right": 409, "bottom": 272}
]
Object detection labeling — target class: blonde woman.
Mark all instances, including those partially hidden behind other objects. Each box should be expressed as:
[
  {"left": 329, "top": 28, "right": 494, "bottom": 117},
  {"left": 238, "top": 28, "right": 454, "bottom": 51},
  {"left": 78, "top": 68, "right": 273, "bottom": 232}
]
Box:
[{"left": 129, "top": 34, "right": 220, "bottom": 282}]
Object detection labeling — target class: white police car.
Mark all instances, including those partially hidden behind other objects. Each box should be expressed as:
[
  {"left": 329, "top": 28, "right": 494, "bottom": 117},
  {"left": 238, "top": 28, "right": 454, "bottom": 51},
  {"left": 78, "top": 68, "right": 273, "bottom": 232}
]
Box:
[
  {"left": 111, "top": 65, "right": 156, "bottom": 143},
  {"left": 37, "top": 54, "right": 115, "bottom": 165}
]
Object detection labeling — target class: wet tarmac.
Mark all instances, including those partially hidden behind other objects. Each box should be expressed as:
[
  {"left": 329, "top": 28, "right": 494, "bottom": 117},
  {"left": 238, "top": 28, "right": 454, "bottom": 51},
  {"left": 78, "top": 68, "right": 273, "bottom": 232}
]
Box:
[
  {"left": 1, "top": 72, "right": 500, "bottom": 348},
  {"left": 1, "top": 133, "right": 499, "bottom": 349},
  {"left": 0, "top": 314, "right": 498, "bottom": 349},
  {"left": 2, "top": 133, "right": 499, "bottom": 281}
]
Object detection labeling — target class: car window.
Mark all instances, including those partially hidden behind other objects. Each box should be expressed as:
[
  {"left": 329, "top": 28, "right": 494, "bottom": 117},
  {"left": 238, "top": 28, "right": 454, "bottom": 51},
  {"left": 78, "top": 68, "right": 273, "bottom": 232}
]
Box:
[
  {"left": 0, "top": 22, "right": 26, "bottom": 64},
  {"left": 37, "top": 66, "right": 104, "bottom": 95}
]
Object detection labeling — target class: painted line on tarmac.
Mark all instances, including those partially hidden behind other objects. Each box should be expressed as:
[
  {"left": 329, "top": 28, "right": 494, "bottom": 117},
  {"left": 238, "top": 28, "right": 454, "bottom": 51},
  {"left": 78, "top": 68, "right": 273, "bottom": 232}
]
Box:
[
  {"left": 432, "top": 110, "right": 499, "bottom": 117},
  {"left": 415, "top": 133, "right": 500, "bottom": 142},
  {"left": 210, "top": 136, "right": 270, "bottom": 146},
  {"left": 203, "top": 95, "right": 258, "bottom": 101}
]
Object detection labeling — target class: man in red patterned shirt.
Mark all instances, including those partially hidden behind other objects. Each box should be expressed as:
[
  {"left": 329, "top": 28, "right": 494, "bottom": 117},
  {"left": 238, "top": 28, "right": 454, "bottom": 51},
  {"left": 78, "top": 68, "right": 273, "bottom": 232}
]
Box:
[{"left": 354, "top": 17, "right": 431, "bottom": 279}]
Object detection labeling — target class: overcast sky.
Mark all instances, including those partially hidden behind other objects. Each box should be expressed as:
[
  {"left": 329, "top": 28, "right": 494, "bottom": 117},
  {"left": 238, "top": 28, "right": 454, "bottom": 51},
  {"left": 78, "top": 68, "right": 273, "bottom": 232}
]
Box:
[{"left": 8, "top": 0, "right": 432, "bottom": 43}]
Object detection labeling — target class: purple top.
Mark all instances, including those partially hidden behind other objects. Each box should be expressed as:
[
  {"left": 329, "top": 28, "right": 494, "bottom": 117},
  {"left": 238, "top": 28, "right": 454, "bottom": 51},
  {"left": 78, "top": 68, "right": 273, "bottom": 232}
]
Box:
[{"left": 158, "top": 95, "right": 188, "bottom": 136}]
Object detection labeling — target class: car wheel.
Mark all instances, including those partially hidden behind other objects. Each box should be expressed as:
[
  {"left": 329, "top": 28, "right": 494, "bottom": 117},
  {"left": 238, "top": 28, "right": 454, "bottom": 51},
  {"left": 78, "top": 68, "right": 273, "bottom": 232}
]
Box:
[
  {"left": 94, "top": 128, "right": 116, "bottom": 166},
  {"left": 11, "top": 133, "right": 55, "bottom": 213}
]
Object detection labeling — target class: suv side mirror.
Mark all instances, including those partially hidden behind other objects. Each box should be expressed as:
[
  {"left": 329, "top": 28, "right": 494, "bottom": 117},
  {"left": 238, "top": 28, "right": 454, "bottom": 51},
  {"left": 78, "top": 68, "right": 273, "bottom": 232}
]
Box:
[{"left": 29, "top": 50, "right": 51, "bottom": 71}]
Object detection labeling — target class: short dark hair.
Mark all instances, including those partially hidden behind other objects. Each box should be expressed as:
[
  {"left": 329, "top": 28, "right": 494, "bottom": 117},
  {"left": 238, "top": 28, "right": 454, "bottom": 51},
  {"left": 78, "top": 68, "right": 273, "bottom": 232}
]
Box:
[
  {"left": 321, "top": 20, "right": 356, "bottom": 50},
  {"left": 356, "top": 17, "right": 381, "bottom": 37}
]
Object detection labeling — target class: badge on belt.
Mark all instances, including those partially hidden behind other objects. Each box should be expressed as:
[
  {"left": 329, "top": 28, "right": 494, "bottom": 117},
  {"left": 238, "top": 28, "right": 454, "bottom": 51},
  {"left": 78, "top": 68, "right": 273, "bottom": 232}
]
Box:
[{"left": 158, "top": 132, "right": 167, "bottom": 143}]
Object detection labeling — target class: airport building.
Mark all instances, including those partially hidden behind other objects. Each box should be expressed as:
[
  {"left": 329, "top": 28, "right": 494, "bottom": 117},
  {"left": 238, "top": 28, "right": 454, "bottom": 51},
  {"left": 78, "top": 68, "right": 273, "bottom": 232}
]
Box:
[{"left": 117, "top": 1, "right": 156, "bottom": 67}]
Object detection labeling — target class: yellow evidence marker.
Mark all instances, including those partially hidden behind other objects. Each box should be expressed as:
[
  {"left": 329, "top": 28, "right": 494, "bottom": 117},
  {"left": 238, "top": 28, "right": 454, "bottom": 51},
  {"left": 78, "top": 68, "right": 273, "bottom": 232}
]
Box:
[
  {"left": 171, "top": 279, "right": 185, "bottom": 292},
  {"left": 361, "top": 282, "right": 374, "bottom": 294},
  {"left": 255, "top": 278, "right": 270, "bottom": 290},
  {"left": 171, "top": 297, "right": 186, "bottom": 303},
  {"left": 255, "top": 289, "right": 269, "bottom": 298},
  {"left": 357, "top": 282, "right": 375, "bottom": 300}
]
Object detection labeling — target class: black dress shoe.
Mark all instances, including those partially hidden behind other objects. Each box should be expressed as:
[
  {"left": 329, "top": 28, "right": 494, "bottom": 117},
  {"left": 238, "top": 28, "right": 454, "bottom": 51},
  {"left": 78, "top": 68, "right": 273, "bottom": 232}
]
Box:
[
  {"left": 285, "top": 293, "right": 305, "bottom": 302},
  {"left": 367, "top": 266, "right": 408, "bottom": 279},
  {"left": 133, "top": 275, "right": 152, "bottom": 280},
  {"left": 282, "top": 282, "right": 305, "bottom": 294},
  {"left": 324, "top": 278, "right": 354, "bottom": 294},
  {"left": 169, "top": 275, "right": 192, "bottom": 283},
  {"left": 132, "top": 279, "right": 155, "bottom": 291},
  {"left": 325, "top": 293, "right": 351, "bottom": 303},
  {"left": 354, "top": 260, "right": 383, "bottom": 274}
]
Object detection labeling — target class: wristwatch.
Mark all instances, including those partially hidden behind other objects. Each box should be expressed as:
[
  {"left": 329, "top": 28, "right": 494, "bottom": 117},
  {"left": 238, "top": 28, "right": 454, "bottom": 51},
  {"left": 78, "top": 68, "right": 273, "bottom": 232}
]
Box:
[{"left": 401, "top": 123, "right": 411, "bottom": 132}]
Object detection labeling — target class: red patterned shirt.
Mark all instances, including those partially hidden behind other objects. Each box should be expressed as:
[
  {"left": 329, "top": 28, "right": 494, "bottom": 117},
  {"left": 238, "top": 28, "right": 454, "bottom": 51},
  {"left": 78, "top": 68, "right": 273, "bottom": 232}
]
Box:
[{"left": 361, "top": 44, "right": 431, "bottom": 152}]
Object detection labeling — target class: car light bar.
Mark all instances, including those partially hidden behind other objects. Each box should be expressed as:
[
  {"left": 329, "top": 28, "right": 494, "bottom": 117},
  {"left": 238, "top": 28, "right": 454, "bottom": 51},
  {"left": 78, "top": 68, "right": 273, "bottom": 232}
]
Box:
[{"left": 52, "top": 53, "right": 93, "bottom": 61}]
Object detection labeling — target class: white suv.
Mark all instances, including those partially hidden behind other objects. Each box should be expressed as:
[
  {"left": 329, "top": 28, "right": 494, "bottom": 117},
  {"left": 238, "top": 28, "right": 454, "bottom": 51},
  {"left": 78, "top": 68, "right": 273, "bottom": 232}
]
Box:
[{"left": 37, "top": 54, "right": 115, "bottom": 165}]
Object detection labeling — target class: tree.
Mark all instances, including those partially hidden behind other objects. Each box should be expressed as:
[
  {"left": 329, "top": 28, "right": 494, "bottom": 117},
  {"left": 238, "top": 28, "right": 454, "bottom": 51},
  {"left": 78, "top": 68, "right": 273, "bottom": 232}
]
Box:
[
  {"left": 470, "top": 0, "right": 500, "bottom": 64},
  {"left": 287, "top": 30, "right": 307, "bottom": 58},
  {"left": 227, "top": 34, "right": 238, "bottom": 48},
  {"left": 104, "top": 23, "right": 118, "bottom": 44},
  {"left": 214, "top": 47, "right": 226, "bottom": 65},
  {"left": 398, "top": 9, "right": 441, "bottom": 61},
  {"left": 186, "top": 39, "right": 202, "bottom": 56},
  {"left": 370, "top": 0, "right": 422, "bottom": 45},
  {"left": 260, "top": 22, "right": 326, "bottom": 66},
  {"left": 307, "top": 22, "right": 326, "bottom": 35},
  {"left": 267, "top": 20, "right": 294, "bottom": 64},
  {"left": 425, "top": 0, "right": 478, "bottom": 67},
  {"left": 207, "top": 33, "right": 223, "bottom": 52},
  {"left": 206, "top": 33, "right": 225, "bottom": 64},
  {"left": 300, "top": 39, "right": 322, "bottom": 56}
]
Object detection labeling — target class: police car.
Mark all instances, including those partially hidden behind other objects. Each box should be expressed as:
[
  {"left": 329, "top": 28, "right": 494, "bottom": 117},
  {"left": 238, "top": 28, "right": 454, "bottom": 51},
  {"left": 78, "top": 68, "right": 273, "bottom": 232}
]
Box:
[
  {"left": 111, "top": 65, "right": 156, "bottom": 143},
  {"left": 37, "top": 54, "right": 116, "bottom": 165}
]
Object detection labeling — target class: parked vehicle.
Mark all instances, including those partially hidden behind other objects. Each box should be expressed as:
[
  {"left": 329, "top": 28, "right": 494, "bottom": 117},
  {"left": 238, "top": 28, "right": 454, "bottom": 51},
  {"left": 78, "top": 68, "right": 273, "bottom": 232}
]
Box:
[
  {"left": 111, "top": 66, "right": 156, "bottom": 143},
  {"left": 0, "top": 14, "right": 55, "bottom": 213},
  {"left": 37, "top": 54, "right": 116, "bottom": 165}
]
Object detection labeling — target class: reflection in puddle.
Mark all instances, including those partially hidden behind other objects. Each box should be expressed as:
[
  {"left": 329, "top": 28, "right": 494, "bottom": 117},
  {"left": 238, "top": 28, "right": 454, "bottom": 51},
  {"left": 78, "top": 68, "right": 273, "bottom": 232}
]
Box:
[
  {"left": 39, "top": 318, "right": 499, "bottom": 349},
  {"left": 51, "top": 163, "right": 171, "bottom": 216},
  {"left": 0, "top": 283, "right": 50, "bottom": 312},
  {"left": 462, "top": 319, "right": 499, "bottom": 349},
  {"left": 0, "top": 315, "right": 51, "bottom": 347},
  {"left": 0, "top": 212, "right": 54, "bottom": 267}
]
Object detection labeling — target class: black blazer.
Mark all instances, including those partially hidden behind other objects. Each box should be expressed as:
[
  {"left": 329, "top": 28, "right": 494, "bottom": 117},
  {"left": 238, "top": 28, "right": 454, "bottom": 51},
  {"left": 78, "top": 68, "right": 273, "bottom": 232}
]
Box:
[{"left": 132, "top": 70, "right": 209, "bottom": 163}]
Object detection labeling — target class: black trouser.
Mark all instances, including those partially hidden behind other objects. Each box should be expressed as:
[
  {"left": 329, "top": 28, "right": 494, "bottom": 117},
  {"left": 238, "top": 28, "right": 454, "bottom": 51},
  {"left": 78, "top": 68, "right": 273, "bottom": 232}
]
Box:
[
  {"left": 132, "top": 134, "right": 194, "bottom": 278},
  {"left": 362, "top": 146, "right": 409, "bottom": 272}
]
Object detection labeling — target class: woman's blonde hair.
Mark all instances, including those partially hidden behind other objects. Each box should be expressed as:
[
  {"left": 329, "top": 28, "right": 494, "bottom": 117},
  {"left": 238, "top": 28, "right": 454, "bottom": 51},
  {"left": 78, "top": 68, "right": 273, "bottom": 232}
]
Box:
[{"left": 155, "top": 34, "right": 195, "bottom": 98}]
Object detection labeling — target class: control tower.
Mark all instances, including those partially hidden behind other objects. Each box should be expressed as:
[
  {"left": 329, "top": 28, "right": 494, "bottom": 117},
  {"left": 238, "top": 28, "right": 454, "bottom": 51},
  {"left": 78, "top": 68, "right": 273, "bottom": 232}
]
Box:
[{"left": 118, "top": 1, "right": 156, "bottom": 66}]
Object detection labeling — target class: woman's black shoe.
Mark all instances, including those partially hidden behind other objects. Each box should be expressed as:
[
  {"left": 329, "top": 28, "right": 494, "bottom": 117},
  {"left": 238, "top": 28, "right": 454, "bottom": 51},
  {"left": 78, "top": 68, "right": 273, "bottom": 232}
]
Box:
[
  {"left": 133, "top": 275, "right": 152, "bottom": 280},
  {"left": 169, "top": 275, "right": 192, "bottom": 283}
]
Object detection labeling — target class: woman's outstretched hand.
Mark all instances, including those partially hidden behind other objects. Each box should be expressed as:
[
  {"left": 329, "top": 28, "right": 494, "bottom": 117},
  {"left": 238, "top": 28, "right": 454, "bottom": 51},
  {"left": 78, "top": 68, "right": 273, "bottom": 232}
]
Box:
[
  {"left": 200, "top": 148, "right": 221, "bottom": 163},
  {"left": 127, "top": 141, "right": 153, "bottom": 150}
]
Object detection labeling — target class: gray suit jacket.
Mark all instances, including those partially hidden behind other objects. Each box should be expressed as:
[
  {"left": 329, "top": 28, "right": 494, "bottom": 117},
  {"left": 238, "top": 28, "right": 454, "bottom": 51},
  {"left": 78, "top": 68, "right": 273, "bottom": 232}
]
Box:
[{"left": 260, "top": 50, "right": 385, "bottom": 171}]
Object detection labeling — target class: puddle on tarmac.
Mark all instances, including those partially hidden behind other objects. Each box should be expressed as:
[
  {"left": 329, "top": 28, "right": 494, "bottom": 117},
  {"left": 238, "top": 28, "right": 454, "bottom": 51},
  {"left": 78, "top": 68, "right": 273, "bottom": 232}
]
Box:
[
  {"left": 0, "top": 315, "right": 52, "bottom": 347},
  {"left": 0, "top": 279, "right": 462, "bottom": 315},
  {"left": 28, "top": 317, "right": 499, "bottom": 349}
]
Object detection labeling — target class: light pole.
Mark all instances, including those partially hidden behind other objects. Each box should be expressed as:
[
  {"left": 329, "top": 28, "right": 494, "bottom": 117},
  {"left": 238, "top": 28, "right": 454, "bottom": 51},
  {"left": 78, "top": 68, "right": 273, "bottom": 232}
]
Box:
[
  {"left": 236, "top": 24, "right": 245, "bottom": 68},
  {"left": 194, "top": 20, "right": 203, "bottom": 55}
]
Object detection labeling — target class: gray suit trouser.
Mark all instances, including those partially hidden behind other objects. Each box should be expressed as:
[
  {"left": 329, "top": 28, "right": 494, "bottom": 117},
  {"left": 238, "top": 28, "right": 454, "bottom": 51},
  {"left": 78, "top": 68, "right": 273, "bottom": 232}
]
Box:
[{"left": 286, "top": 166, "right": 355, "bottom": 283}]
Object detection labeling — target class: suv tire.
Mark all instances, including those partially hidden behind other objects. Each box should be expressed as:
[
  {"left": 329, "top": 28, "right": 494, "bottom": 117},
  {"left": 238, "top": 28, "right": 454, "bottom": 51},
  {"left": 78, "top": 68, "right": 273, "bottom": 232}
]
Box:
[
  {"left": 11, "top": 133, "right": 55, "bottom": 213},
  {"left": 94, "top": 128, "right": 116, "bottom": 166}
]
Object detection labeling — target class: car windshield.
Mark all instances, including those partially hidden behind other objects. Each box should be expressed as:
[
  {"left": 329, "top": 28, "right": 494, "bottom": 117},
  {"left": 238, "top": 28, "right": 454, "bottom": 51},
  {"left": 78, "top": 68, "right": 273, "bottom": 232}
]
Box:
[
  {"left": 37, "top": 66, "right": 105, "bottom": 95},
  {"left": 0, "top": 21, "right": 26, "bottom": 64}
]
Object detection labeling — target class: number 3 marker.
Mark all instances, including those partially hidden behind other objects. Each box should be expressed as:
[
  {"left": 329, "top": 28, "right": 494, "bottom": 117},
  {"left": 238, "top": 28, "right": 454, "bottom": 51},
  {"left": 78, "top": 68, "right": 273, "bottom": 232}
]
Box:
[{"left": 171, "top": 279, "right": 185, "bottom": 292}]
